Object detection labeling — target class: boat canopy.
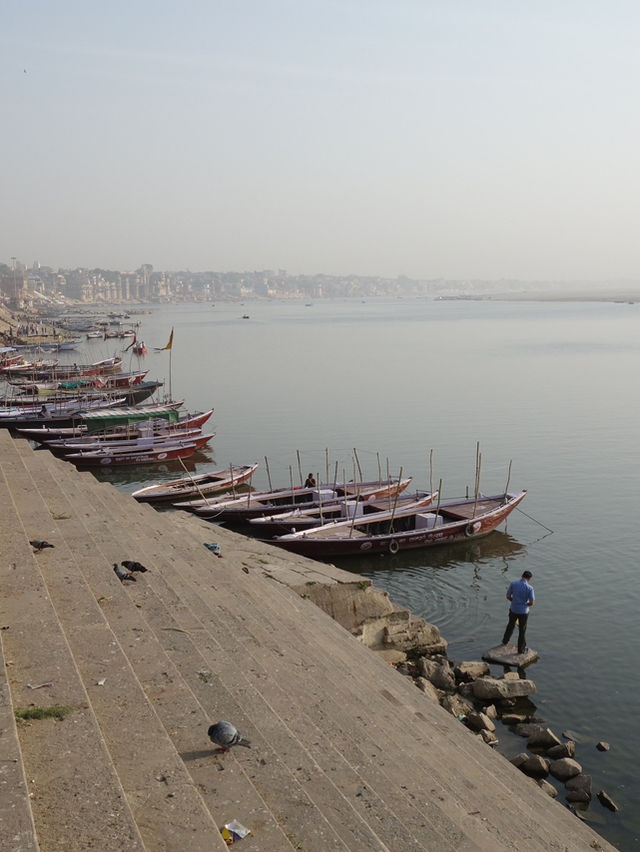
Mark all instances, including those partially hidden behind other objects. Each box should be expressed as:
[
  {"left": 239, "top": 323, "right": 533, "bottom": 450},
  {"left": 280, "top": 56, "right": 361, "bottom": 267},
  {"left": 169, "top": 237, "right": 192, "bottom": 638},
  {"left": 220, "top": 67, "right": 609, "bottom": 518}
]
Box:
[{"left": 82, "top": 405, "right": 180, "bottom": 432}]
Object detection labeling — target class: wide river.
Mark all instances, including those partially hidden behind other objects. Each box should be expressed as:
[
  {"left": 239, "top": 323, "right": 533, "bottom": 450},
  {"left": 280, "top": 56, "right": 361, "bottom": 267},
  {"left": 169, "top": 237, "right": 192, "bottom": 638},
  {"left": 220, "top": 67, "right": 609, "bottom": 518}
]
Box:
[{"left": 77, "top": 298, "right": 638, "bottom": 849}]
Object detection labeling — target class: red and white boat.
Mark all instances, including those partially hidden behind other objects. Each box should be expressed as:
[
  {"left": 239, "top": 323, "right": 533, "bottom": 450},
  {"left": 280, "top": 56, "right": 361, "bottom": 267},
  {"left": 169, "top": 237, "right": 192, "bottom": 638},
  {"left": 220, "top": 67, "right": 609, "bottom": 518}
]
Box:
[
  {"left": 63, "top": 442, "right": 198, "bottom": 467},
  {"left": 131, "top": 462, "right": 259, "bottom": 503}
]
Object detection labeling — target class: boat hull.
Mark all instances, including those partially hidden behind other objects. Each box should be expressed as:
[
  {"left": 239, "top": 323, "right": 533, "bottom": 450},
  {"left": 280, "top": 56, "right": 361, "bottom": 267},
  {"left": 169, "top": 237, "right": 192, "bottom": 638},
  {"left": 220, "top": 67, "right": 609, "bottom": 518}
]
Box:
[{"left": 132, "top": 462, "right": 259, "bottom": 502}]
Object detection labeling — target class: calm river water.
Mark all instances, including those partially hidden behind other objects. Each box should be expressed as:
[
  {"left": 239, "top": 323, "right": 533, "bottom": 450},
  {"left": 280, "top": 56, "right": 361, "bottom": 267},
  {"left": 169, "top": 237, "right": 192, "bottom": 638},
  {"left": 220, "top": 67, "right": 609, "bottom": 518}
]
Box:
[{"left": 79, "top": 298, "right": 639, "bottom": 849}]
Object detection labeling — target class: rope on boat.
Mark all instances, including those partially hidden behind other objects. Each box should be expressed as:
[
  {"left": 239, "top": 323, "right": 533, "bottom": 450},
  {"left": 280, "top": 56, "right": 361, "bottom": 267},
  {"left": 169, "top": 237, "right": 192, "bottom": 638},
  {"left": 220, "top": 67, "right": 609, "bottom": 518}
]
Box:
[{"left": 515, "top": 506, "right": 554, "bottom": 534}]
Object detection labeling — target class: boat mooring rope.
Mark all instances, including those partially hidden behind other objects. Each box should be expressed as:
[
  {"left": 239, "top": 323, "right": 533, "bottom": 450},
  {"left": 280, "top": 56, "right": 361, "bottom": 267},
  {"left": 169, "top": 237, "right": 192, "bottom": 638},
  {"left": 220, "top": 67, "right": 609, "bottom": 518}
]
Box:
[{"left": 516, "top": 506, "right": 554, "bottom": 535}]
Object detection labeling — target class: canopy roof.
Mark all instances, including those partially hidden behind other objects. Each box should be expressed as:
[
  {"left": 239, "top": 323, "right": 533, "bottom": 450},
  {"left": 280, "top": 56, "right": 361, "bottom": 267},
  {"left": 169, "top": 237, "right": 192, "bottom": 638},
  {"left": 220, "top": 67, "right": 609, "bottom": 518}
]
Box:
[{"left": 82, "top": 404, "right": 180, "bottom": 432}]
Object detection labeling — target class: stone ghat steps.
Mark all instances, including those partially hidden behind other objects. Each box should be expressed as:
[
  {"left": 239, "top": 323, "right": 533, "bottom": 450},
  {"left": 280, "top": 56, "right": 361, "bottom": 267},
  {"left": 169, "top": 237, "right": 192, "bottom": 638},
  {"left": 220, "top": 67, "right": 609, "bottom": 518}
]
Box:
[
  {"left": 0, "top": 443, "right": 145, "bottom": 851},
  {"left": 1, "top": 434, "right": 616, "bottom": 851},
  {"left": 2, "top": 438, "right": 228, "bottom": 852}
]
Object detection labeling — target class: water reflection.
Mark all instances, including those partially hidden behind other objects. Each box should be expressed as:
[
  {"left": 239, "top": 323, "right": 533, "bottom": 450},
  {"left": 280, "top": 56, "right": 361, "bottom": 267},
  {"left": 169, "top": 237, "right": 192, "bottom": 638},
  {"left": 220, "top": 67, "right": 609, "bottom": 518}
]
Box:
[{"left": 333, "top": 530, "right": 526, "bottom": 575}]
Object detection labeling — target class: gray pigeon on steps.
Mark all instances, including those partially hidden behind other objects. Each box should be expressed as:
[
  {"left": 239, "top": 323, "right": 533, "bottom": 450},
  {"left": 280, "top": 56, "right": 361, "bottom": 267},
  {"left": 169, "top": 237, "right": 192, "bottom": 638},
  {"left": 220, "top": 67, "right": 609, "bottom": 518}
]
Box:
[{"left": 208, "top": 721, "right": 251, "bottom": 752}]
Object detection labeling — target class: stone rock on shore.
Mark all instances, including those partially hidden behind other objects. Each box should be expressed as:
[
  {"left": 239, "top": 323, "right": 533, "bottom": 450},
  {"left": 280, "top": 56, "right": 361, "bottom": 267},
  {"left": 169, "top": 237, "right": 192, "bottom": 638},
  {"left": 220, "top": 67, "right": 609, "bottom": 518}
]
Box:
[
  {"left": 546, "top": 741, "right": 575, "bottom": 759},
  {"left": 472, "top": 676, "right": 537, "bottom": 701},
  {"left": 355, "top": 610, "right": 447, "bottom": 655},
  {"left": 527, "top": 727, "right": 563, "bottom": 751},
  {"left": 549, "top": 757, "right": 582, "bottom": 781},
  {"left": 566, "top": 774, "right": 592, "bottom": 803},
  {"left": 453, "top": 661, "right": 490, "bottom": 682},
  {"left": 515, "top": 753, "right": 550, "bottom": 778},
  {"left": 417, "top": 656, "right": 456, "bottom": 691},
  {"left": 536, "top": 778, "right": 559, "bottom": 798},
  {"left": 465, "top": 711, "right": 496, "bottom": 733},
  {"left": 439, "top": 693, "right": 474, "bottom": 718},
  {"left": 597, "top": 790, "right": 619, "bottom": 812}
]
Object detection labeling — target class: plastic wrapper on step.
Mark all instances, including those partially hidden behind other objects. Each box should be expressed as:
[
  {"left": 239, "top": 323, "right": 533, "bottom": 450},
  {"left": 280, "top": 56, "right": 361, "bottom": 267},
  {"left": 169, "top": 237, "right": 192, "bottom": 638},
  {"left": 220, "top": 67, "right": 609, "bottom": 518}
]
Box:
[{"left": 220, "top": 819, "right": 252, "bottom": 844}]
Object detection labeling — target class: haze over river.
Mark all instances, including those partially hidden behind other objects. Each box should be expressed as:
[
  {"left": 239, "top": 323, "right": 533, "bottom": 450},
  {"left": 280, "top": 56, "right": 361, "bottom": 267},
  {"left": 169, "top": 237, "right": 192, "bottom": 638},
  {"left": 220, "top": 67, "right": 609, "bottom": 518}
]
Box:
[{"left": 81, "top": 297, "right": 639, "bottom": 849}]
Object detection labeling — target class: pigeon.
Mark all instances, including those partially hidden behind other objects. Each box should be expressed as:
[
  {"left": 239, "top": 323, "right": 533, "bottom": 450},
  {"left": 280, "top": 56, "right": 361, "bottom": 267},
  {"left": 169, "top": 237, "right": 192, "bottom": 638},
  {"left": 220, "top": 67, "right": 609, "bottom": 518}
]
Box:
[
  {"left": 203, "top": 542, "right": 222, "bottom": 557},
  {"left": 207, "top": 721, "right": 251, "bottom": 752},
  {"left": 30, "top": 540, "right": 54, "bottom": 551},
  {"left": 113, "top": 562, "right": 136, "bottom": 582},
  {"left": 121, "top": 560, "right": 148, "bottom": 573}
]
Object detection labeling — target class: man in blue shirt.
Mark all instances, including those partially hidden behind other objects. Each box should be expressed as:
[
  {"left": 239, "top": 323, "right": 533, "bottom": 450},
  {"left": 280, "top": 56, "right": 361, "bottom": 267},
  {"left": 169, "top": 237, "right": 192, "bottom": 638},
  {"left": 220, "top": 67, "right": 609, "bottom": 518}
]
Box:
[{"left": 501, "top": 570, "right": 535, "bottom": 654}]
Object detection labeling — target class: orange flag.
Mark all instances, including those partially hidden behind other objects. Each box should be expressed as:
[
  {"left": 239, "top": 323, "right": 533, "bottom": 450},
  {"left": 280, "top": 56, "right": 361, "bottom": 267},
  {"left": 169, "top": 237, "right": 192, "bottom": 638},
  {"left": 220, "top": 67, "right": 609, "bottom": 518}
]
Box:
[{"left": 155, "top": 328, "right": 174, "bottom": 351}]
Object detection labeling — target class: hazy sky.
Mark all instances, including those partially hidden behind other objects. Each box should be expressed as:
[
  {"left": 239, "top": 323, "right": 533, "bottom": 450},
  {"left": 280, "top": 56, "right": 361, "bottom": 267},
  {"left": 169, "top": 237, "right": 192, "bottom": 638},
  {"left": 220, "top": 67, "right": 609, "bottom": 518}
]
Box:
[{"left": 3, "top": 1, "right": 640, "bottom": 280}]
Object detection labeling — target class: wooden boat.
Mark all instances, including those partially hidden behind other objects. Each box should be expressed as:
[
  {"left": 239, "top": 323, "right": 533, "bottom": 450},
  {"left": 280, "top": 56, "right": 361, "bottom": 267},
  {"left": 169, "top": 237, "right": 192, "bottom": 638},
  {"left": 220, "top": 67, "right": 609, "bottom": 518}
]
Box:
[
  {"left": 63, "top": 442, "right": 198, "bottom": 467},
  {"left": 17, "top": 408, "right": 213, "bottom": 442},
  {"left": 0, "top": 399, "right": 183, "bottom": 432},
  {"left": 131, "top": 462, "right": 259, "bottom": 503},
  {"left": 178, "top": 476, "right": 413, "bottom": 522},
  {"left": 249, "top": 491, "right": 437, "bottom": 536},
  {"left": 270, "top": 491, "right": 527, "bottom": 558},
  {"left": 43, "top": 430, "right": 215, "bottom": 455}
]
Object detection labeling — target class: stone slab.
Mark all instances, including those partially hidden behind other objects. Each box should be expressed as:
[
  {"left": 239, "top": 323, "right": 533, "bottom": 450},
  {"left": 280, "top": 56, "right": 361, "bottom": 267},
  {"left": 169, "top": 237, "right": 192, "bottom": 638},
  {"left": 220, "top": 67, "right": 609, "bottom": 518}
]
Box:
[{"left": 483, "top": 644, "right": 539, "bottom": 666}]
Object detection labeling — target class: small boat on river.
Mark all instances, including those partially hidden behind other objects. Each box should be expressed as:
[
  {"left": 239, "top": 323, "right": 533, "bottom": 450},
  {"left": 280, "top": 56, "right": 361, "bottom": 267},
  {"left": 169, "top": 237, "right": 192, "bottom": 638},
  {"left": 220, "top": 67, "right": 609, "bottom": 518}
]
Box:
[
  {"left": 249, "top": 490, "right": 437, "bottom": 536},
  {"left": 131, "top": 462, "right": 259, "bottom": 503},
  {"left": 62, "top": 441, "right": 198, "bottom": 467},
  {"left": 177, "top": 475, "right": 413, "bottom": 522},
  {"left": 270, "top": 491, "right": 527, "bottom": 559}
]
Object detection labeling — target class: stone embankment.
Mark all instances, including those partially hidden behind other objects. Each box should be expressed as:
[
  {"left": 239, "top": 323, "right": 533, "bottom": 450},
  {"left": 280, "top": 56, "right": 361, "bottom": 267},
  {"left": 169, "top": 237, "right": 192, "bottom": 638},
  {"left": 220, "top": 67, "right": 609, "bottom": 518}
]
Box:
[{"left": 0, "top": 430, "right": 616, "bottom": 851}]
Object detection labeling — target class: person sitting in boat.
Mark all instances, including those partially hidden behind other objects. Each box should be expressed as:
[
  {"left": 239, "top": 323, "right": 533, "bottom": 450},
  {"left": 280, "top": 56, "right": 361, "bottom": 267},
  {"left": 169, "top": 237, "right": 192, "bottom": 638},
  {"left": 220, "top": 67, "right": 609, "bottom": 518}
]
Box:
[{"left": 304, "top": 473, "right": 316, "bottom": 488}]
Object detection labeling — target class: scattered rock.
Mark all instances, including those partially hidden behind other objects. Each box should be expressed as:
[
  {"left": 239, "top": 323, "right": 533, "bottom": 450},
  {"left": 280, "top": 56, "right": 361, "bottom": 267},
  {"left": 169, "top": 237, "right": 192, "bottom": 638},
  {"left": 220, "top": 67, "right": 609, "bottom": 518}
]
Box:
[
  {"left": 596, "top": 741, "right": 610, "bottom": 752},
  {"left": 417, "top": 657, "right": 456, "bottom": 691},
  {"left": 547, "top": 741, "right": 575, "bottom": 760},
  {"left": 484, "top": 703, "right": 498, "bottom": 720},
  {"left": 510, "top": 752, "right": 529, "bottom": 769},
  {"left": 549, "top": 758, "right": 582, "bottom": 781},
  {"left": 562, "top": 728, "right": 587, "bottom": 744},
  {"left": 453, "top": 661, "right": 490, "bottom": 682},
  {"left": 380, "top": 611, "right": 448, "bottom": 654},
  {"left": 478, "top": 729, "right": 498, "bottom": 745},
  {"left": 501, "top": 713, "right": 528, "bottom": 725},
  {"left": 565, "top": 774, "right": 592, "bottom": 804},
  {"left": 415, "top": 677, "right": 440, "bottom": 703},
  {"left": 597, "top": 790, "right": 619, "bottom": 812},
  {"left": 536, "top": 778, "right": 558, "bottom": 798},
  {"left": 465, "top": 711, "right": 496, "bottom": 733},
  {"left": 471, "top": 677, "right": 537, "bottom": 701},
  {"left": 514, "top": 722, "right": 543, "bottom": 739},
  {"left": 527, "top": 727, "right": 562, "bottom": 751},
  {"left": 518, "top": 754, "right": 550, "bottom": 778},
  {"left": 439, "top": 693, "right": 474, "bottom": 718}
]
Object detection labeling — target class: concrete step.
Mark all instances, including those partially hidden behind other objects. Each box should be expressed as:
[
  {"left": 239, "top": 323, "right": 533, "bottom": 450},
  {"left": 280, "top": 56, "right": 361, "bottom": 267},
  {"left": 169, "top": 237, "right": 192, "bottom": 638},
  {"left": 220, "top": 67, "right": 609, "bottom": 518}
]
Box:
[
  {"left": 11, "top": 439, "right": 616, "bottom": 852},
  {"left": 3, "top": 437, "right": 225, "bottom": 851},
  {"left": 0, "top": 439, "right": 145, "bottom": 851}
]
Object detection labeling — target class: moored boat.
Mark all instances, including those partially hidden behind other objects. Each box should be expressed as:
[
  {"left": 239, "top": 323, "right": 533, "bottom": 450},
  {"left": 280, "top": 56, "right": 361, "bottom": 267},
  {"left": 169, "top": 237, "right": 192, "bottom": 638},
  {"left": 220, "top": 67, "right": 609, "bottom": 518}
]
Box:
[
  {"left": 177, "top": 475, "right": 413, "bottom": 522},
  {"left": 270, "top": 491, "right": 527, "bottom": 559},
  {"left": 249, "top": 490, "right": 437, "bottom": 536},
  {"left": 62, "top": 441, "right": 198, "bottom": 467},
  {"left": 131, "top": 462, "right": 259, "bottom": 503}
]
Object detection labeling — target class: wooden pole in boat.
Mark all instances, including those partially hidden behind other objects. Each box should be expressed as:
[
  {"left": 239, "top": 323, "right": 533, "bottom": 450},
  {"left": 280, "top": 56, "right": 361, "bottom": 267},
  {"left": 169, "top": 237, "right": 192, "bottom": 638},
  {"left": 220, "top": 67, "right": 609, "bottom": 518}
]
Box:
[
  {"left": 503, "top": 459, "right": 512, "bottom": 500},
  {"left": 389, "top": 466, "right": 403, "bottom": 533},
  {"left": 353, "top": 448, "right": 363, "bottom": 483},
  {"left": 317, "top": 472, "right": 324, "bottom": 525},
  {"left": 325, "top": 448, "right": 329, "bottom": 486},
  {"left": 429, "top": 449, "right": 434, "bottom": 496},
  {"left": 264, "top": 455, "right": 273, "bottom": 491},
  {"left": 289, "top": 465, "right": 295, "bottom": 505},
  {"left": 432, "top": 479, "right": 443, "bottom": 525},
  {"left": 177, "top": 456, "right": 210, "bottom": 504},
  {"left": 473, "top": 452, "right": 482, "bottom": 518},
  {"left": 296, "top": 450, "right": 303, "bottom": 487},
  {"left": 376, "top": 452, "right": 382, "bottom": 486},
  {"left": 229, "top": 462, "right": 236, "bottom": 498},
  {"left": 386, "top": 458, "right": 391, "bottom": 505},
  {"left": 332, "top": 460, "right": 338, "bottom": 491}
]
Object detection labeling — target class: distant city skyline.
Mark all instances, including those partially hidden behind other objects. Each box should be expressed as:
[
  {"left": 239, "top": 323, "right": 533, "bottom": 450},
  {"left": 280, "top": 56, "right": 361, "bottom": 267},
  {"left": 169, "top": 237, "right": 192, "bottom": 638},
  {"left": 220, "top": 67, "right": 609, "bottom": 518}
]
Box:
[{"left": 3, "top": 2, "right": 640, "bottom": 281}]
